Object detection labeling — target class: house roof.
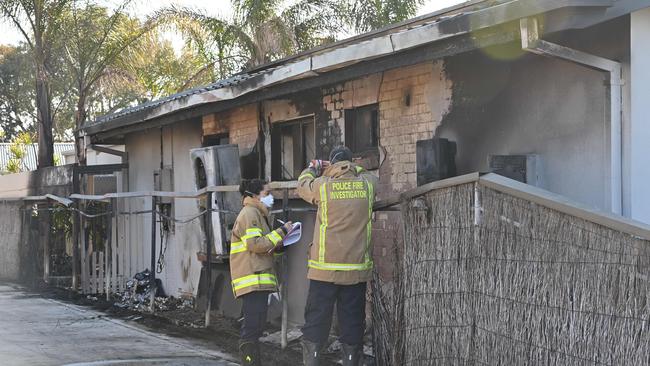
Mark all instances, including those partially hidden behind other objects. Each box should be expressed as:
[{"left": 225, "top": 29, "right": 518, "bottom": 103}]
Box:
[
  {"left": 0, "top": 143, "right": 74, "bottom": 173},
  {"left": 83, "top": 0, "right": 648, "bottom": 140},
  {"left": 83, "top": 0, "right": 492, "bottom": 131}
]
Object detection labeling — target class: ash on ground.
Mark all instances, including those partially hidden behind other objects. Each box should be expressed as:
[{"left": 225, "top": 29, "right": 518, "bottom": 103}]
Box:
[{"left": 114, "top": 269, "right": 193, "bottom": 312}]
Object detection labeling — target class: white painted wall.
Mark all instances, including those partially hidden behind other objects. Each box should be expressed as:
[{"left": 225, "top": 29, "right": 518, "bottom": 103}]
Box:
[
  {"left": 0, "top": 202, "right": 22, "bottom": 280},
  {"left": 62, "top": 145, "right": 124, "bottom": 165},
  {"left": 160, "top": 122, "right": 205, "bottom": 297},
  {"left": 630, "top": 8, "right": 650, "bottom": 224},
  {"left": 123, "top": 131, "right": 160, "bottom": 284},
  {"left": 438, "top": 54, "right": 612, "bottom": 211},
  {"left": 437, "top": 18, "right": 630, "bottom": 214},
  {"left": 123, "top": 123, "right": 205, "bottom": 297}
]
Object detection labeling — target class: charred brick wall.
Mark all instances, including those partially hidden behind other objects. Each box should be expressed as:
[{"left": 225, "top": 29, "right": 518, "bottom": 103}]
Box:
[
  {"left": 319, "top": 61, "right": 452, "bottom": 280},
  {"left": 202, "top": 104, "right": 259, "bottom": 151}
]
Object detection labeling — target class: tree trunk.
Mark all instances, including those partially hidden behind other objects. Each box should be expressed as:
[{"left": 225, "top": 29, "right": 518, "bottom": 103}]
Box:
[
  {"left": 75, "top": 93, "right": 87, "bottom": 166},
  {"left": 36, "top": 63, "right": 54, "bottom": 169}
]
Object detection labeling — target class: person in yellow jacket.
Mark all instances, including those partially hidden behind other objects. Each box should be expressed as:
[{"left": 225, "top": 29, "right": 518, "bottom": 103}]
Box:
[
  {"left": 297, "top": 146, "right": 378, "bottom": 366},
  {"left": 230, "top": 179, "right": 292, "bottom": 366}
]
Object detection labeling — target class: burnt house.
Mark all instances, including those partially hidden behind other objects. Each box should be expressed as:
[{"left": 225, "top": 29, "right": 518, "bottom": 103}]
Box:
[{"left": 80, "top": 0, "right": 650, "bottom": 325}]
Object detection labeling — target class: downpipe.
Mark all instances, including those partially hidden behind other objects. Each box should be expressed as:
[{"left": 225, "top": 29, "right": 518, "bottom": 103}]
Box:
[{"left": 520, "top": 17, "right": 623, "bottom": 215}]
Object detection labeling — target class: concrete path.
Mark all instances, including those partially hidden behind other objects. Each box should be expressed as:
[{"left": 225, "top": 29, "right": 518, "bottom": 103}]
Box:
[{"left": 0, "top": 283, "right": 239, "bottom": 366}]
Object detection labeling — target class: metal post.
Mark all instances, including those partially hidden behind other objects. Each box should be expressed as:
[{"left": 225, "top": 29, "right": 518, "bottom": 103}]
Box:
[
  {"left": 72, "top": 168, "right": 80, "bottom": 290},
  {"left": 281, "top": 188, "right": 289, "bottom": 349},
  {"left": 469, "top": 182, "right": 482, "bottom": 361},
  {"left": 43, "top": 202, "right": 50, "bottom": 283},
  {"left": 72, "top": 202, "right": 80, "bottom": 290},
  {"left": 105, "top": 199, "right": 113, "bottom": 301},
  {"left": 205, "top": 192, "right": 214, "bottom": 327},
  {"left": 150, "top": 196, "right": 157, "bottom": 313}
]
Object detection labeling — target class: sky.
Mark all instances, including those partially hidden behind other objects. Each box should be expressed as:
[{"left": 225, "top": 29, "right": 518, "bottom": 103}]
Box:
[{"left": 0, "top": 0, "right": 466, "bottom": 46}]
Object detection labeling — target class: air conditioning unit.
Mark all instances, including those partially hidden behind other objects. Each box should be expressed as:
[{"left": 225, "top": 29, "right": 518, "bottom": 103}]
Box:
[
  {"left": 488, "top": 154, "right": 542, "bottom": 186},
  {"left": 190, "top": 145, "right": 242, "bottom": 256}
]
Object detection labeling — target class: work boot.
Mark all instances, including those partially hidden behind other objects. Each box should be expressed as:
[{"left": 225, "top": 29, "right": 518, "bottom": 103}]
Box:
[
  {"left": 239, "top": 341, "right": 261, "bottom": 366},
  {"left": 341, "top": 343, "right": 363, "bottom": 366},
  {"left": 301, "top": 339, "right": 322, "bottom": 366}
]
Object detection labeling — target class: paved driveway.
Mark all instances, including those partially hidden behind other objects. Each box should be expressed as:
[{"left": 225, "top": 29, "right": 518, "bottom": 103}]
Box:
[{"left": 0, "top": 283, "right": 238, "bottom": 366}]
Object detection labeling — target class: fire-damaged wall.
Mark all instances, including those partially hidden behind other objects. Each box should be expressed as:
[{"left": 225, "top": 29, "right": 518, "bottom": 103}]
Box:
[
  {"left": 253, "top": 61, "right": 452, "bottom": 282},
  {"left": 255, "top": 61, "right": 453, "bottom": 283},
  {"left": 318, "top": 61, "right": 453, "bottom": 280},
  {"left": 202, "top": 104, "right": 259, "bottom": 152},
  {"left": 194, "top": 61, "right": 454, "bottom": 323},
  {"left": 436, "top": 17, "right": 630, "bottom": 213}
]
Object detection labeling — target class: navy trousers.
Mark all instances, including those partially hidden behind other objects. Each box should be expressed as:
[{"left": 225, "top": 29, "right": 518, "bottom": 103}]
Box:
[
  {"left": 302, "top": 280, "right": 367, "bottom": 345},
  {"left": 240, "top": 291, "right": 270, "bottom": 342}
]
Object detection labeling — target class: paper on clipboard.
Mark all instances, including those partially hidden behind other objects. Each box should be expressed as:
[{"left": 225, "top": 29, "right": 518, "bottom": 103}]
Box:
[{"left": 283, "top": 222, "right": 302, "bottom": 246}]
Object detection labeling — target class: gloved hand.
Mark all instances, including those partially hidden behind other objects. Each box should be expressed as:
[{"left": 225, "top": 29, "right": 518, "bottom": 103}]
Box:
[
  {"left": 281, "top": 221, "right": 294, "bottom": 234},
  {"left": 309, "top": 160, "right": 330, "bottom": 176}
]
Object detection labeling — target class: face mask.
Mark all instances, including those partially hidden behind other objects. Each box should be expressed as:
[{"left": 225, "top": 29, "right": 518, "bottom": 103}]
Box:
[{"left": 260, "top": 194, "right": 274, "bottom": 208}]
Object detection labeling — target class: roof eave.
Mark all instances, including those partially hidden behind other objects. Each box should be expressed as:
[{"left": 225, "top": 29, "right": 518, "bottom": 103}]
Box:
[{"left": 83, "top": 0, "right": 621, "bottom": 137}]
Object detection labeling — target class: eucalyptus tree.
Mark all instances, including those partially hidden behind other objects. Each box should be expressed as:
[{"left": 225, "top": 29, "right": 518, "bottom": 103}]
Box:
[
  {"left": 60, "top": 1, "right": 156, "bottom": 164},
  {"left": 0, "top": 44, "right": 35, "bottom": 141},
  {"left": 0, "top": 0, "right": 71, "bottom": 168}
]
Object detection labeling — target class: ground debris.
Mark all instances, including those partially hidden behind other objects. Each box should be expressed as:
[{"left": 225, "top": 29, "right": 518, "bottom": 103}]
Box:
[
  {"left": 113, "top": 269, "right": 194, "bottom": 312},
  {"left": 259, "top": 328, "right": 302, "bottom": 345}
]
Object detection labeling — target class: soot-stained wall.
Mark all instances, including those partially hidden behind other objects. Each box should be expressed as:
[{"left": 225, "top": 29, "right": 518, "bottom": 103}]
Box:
[{"left": 436, "top": 17, "right": 630, "bottom": 212}]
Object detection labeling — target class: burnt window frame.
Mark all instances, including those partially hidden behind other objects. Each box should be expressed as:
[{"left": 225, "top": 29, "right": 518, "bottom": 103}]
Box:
[
  {"left": 271, "top": 115, "right": 316, "bottom": 181},
  {"left": 345, "top": 104, "right": 379, "bottom": 156},
  {"left": 202, "top": 133, "right": 230, "bottom": 147}
]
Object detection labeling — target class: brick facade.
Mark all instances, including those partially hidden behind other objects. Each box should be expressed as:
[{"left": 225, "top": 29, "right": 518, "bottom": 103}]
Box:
[
  {"left": 202, "top": 104, "right": 259, "bottom": 151},
  {"left": 320, "top": 61, "right": 453, "bottom": 280},
  {"left": 200, "top": 61, "right": 452, "bottom": 281},
  {"left": 375, "top": 61, "right": 452, "bottom": 280},
  {"left": 378, "top": 60, "right": 452, "bottom": 194}
]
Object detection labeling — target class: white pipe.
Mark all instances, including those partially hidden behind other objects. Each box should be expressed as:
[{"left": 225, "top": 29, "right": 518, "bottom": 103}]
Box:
[{"left": 520, "top": 18, "right": 623, "bottom": 215}]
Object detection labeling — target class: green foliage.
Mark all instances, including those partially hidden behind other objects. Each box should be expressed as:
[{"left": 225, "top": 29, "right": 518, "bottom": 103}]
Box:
[
  {"left": 0, "top": 0, "right": 425, "bottom": 150},
  {"left": 0, "top": 0, "right": 74, "bottom": 167},
  {"left": 59, "top": 1, "right": 156, "bottom": 130},
  {"left": 5, "top": 131, "right": 34, "bottom": 173},
  {"left": 5, "top": 158, "right": 20, "bottom": 173},
  {"left": 159, "top": 0, "right": 346, "bottom": 73},
  {"left": 0, "top": 44, "right": 36, "bottom": 141},
  {"left": 345, "top": 0, "right": 424, "bottom": 33},
  {"left": 51, "top": 207, "right": 72, "bottom": 241}
]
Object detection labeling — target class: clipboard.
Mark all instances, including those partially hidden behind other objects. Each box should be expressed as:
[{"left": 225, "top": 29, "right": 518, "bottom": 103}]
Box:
[{"left": 283, "top": 222, "right": 302, "bottom": 246}]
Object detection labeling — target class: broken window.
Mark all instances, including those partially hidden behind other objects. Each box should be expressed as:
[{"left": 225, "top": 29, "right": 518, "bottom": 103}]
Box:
[
  {"left": 203, "top": 133, "right": 230, "bottom": 147},
  {"left": 271, "top": 116, "right": 315, "bottom": 181},
  {"left": 345, "top": 104, "right": 379, "bottom": 155}
]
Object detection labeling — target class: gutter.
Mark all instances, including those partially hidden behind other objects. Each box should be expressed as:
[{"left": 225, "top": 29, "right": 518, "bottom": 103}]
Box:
[{"left": 520, "top": 17, "right": 623, "bottom": 215}]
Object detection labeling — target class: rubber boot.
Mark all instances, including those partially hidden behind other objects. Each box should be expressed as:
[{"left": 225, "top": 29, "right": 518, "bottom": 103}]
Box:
[
  {"left": 341, "top": 343, "right": 363, "bottom": 366},
  {"left": 301, "top": 339, "right": 321, "bottom": 366},
  {"left": 239, "top": 341, "right": 261, "bottom": 366}
]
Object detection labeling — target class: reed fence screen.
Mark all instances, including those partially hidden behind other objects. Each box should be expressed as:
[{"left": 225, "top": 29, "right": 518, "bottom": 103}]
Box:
[{"left": 372, "top": 182, "right": 650, "bottom": 365}]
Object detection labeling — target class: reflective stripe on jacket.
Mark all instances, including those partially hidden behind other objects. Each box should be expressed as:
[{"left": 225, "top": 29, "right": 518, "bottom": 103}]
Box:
[
  {"left": 297, "top": 161, "right": 378, "bottom": 285},
  {"left": 229, "top": 197, "right": 285, "bottom": 298}
]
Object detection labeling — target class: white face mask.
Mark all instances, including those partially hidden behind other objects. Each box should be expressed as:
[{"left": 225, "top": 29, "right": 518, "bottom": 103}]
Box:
[{"left": 260, "top": 194, "right": 274, "bottom": 208}]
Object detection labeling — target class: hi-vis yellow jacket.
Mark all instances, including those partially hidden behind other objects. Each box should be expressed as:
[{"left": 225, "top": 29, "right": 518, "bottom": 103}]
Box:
[
  {"left": 229, "top": 197, "right": 285, "bottom": 298},
  {"left": 297, "top": 161, "right": 378, "bottom": 285}
]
